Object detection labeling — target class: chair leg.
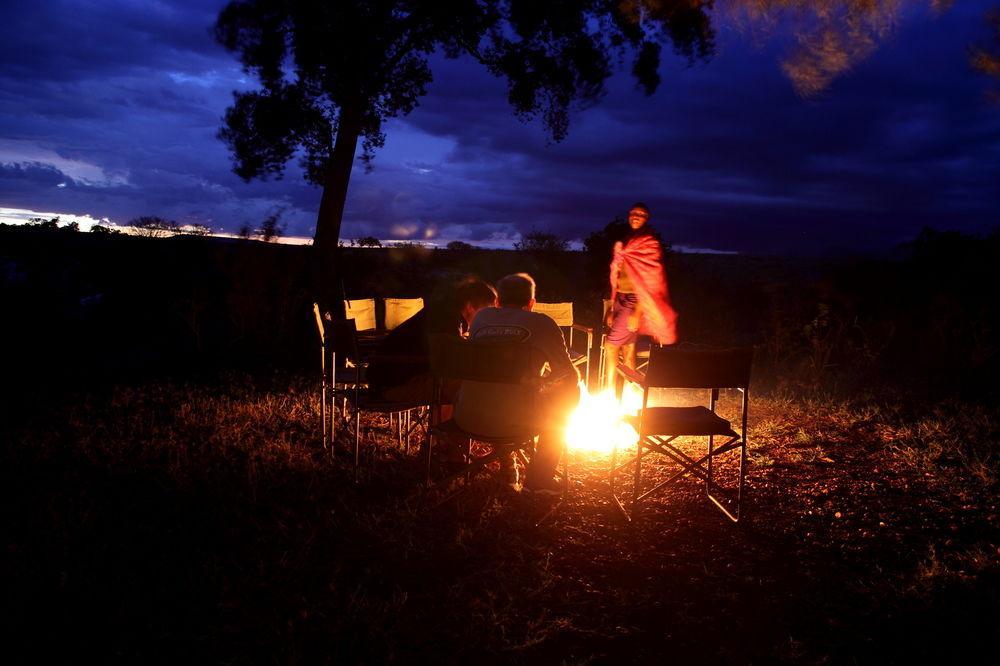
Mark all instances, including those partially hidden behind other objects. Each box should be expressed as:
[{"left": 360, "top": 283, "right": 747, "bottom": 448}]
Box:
[
  {"left": 321, "top": 385, "right": 328, "bottom": 449},
  {"left": 354, "top": 410, "right": 361, "bottom": 484},
  {"left": 330, "top": 391, "right": 337, "bottom": 455},
  {"left": 737, "top": 435, "right": 747, "bottom": 520},
  {"left": 706, "top": 434, "right": 714, "bottom": 495},
  {"left": 631, "top": 440, "right": 644, "bottom": 512},
  {"left": 425, "top": 428, "right": 434, "bottom": 487}
]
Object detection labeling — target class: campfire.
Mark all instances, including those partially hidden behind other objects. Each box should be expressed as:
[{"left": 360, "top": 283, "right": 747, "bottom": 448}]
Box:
[{"left": 565, "top": 381, "right": 644, "bottom": 454}]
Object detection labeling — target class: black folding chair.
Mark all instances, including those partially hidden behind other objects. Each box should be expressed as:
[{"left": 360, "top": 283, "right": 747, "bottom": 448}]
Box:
[
  {"left": 610, "top": 345, "right": 753, "bottom": 522},
  {"left": 425, "top": 336, "right": 570, "bottom": 519},
  {"left": 313, "top": 303, "right": 366, "bottom": 449},
  {"left": 315, "top": 308, "right": 430, "bottom": 480}
]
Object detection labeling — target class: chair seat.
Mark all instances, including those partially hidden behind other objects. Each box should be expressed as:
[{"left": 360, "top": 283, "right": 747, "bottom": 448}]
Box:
[
  {"left": 432, "top": 418, "right": 536, "bottom": 445},
  {"left": 568, "top": 349, "right": 587, "bottom": 365},
  {"left": 334, "top": 367, "right": 366, "bottom": 385},
  {"left": 350, "top": 388, "right": 427, "bottom": 413},
  {"left": 626, "top": 406, "right": 737, "bottom": 437}
]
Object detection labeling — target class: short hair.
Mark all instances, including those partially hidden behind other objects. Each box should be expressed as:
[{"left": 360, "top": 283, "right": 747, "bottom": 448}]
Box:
[
  {"left": 630, "top": 201, "right": 650, "bottom": 216},
  {"left": 453, "top": 276, "right": 497, "bottom": 310},
  {"left": 497, "top": 273, "right": 535, "bottom": 308}
]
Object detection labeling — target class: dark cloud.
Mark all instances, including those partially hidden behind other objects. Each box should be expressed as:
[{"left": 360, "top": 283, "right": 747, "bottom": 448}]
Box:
[{"left": 1, "top": 0, "right": 998, "bottom": 254}]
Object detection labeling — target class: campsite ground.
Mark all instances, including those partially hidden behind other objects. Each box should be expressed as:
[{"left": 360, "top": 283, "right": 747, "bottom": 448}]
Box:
[
  {"left": 3, "top": 373, "right": 997, "bottom": 663},
  {"left": 2, "top": 229, "right": 998, "bottom": 662}
]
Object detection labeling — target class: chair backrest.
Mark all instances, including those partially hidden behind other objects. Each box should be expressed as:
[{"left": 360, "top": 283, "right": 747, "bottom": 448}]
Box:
[
  {"left": 384, "top": 297, "right": 424, "bottom": 331},
  {"left": 329, "top": 318, "right": 361, "bottom": 362},
  {"left": 534, "top": 301, "right": 574, "bottom": 327},
  {"left": 344, "top": 298, "right": 377, "bottom": 332},
  {"left": 645, "top": 346, "right": 753, "bottom": 389},
  {"left": 428, "top": 335, "right": 540, "bottom": 385}
]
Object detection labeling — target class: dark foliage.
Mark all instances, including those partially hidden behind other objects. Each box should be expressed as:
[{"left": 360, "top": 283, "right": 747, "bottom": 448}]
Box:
[
  {"left": 129, "top": 216, "right": 179, "bottom": 238},
  {"left": 355, "top": 235, "right": 382, "bottom": 248},
  {"left": 513, "top": 229, "right": 570, "bottom": 252},
  {"left": 214, "top": 0, "right": 716, "bottom": 251},
  {"left": 257, "top": 212, "right": 284, "bottom": 242}
]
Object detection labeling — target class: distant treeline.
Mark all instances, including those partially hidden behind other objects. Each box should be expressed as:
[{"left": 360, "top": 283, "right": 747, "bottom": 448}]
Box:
[{"left": 1, "top": 227, "right": 997, "bottom": 403}]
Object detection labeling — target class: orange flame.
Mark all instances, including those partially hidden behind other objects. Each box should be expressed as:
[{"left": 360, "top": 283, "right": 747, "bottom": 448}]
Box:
[{"left": 565, "top": 381, "right": 643, "bottom": 454}]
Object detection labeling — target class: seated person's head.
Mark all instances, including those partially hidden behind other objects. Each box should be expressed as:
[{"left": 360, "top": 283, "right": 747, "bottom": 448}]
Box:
[
  {"left": 453, "top": 276, "right": 498, "bottom": 325},
  {"left": 497, "top": 273, "right": 536, "bottom": 311}
]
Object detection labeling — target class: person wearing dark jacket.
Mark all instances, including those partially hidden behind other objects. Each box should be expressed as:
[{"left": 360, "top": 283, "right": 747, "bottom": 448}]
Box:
[{"left": 367, "top": 276, "right": 497, "bottom": 404}]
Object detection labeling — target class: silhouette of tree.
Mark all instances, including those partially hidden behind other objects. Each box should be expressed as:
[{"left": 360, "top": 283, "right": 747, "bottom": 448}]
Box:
[
  {"left": 514, "top": 230, "right": 569, "bottom": 252},
  {"left": 90, "top": 224, "right": 121, "bottom": 235},
  {"left": 445, "top": 240, "right": 476, "bottom": 250},
  {"left": 257, "top": 213, "right": 285, "bottom": 242},
  {"left": 583, "top": 216, "right": 667, "bottom": 257},
  {"left": 214, "top": 0, "right": 715, "bottom": 273},
  {"left": 129, "top": 216, "right": 179, "bottom": 238},
  {"left": 355, "top": 236, "right": 382, "bottom": 248},
  {"left": 26, "top": 217, "right": 60, "bottom": 231}
]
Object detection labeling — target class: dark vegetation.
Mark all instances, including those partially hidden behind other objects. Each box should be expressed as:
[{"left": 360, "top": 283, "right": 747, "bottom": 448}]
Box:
[
  {"left": 1, "top": 226, "right": 998, "bottom": 662},
  {"left": 213, "top": 0, "right": 715, "bottom": 262}
]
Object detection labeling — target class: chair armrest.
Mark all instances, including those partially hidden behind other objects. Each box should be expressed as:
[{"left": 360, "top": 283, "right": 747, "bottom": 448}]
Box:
[
  {"left": 367, "top": 354, "right": 427, "bottom": 365},
  {"left": 615, "top": 362, "right": 646, "bottom": 386},
  {"left": 571, "top": 323, "right": 594, "bottom": 335}
]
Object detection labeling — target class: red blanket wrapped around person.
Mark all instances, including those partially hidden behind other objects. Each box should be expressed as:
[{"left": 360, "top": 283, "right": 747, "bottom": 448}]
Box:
[{"left": 609, "top": 234, "right": 678, "bottom": 345}]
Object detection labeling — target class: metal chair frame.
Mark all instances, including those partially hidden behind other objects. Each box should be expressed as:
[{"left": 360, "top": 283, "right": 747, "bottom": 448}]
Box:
[
  {"left": 425, "top": 336, "right": 569, "bottom": 522},
  {"left": 314, "top": 305, "right": 429, "bottom": 480},
  {"left": 534, "top": 301, "right": 594, "bottom": 388},
  {"left": 609, "top": 346, "right": 753, "bottom": 522}
]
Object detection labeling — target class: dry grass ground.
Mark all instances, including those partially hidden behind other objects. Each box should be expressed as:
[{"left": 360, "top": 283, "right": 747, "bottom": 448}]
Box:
[{"left": 2, "top": 374, "right": 998, "bottom": 663}]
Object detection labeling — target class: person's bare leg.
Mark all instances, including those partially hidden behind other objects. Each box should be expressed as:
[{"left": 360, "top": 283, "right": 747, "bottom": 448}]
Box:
[{"left": 622, "top": 342, "right": 637, "bottom": 371}]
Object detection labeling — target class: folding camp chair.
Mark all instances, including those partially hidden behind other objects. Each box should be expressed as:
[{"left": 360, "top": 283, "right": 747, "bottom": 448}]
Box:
[
  {"left": 313, "top": 303, "right": 368, "bottom": 449},
  {"left": 384, "top": 297, "right": 424, "bottom": 331},
  {"left": 425, "top": 335, "right": 569, "bottom": 519},
  {"left": 609, "top": 345, "right": 753, "bottom": 522},
  {"left": 321, "top": 316, "right": 430, "bottom": 480},
  {"left": 533, "top": 301, "right": 594, "bottom": 387}
]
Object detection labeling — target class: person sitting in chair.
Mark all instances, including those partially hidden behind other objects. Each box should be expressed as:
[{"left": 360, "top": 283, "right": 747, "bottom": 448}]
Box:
[
  {"left": 454, "top": 273, "right": 580, "bottom": 495},
  {"left": 368, "top": 276, "right": 497, "bottom": 405}
]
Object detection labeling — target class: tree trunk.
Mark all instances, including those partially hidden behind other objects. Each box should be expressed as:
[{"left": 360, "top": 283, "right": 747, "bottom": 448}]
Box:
[{"left": 312, "top": 102, "right": 362, "bottom": 313}]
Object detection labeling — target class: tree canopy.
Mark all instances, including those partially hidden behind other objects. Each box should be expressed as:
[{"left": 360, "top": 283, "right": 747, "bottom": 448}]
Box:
[
  {"left": 514, "top": 230, "right": 570, "bottom": 252},
  {"left": 215, "top": 0, "right": 715, "bottom": 265}
]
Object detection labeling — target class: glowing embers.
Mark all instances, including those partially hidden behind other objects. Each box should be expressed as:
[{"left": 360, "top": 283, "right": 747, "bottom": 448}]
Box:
[{"left": 565, "top": 381, "right": 643, "bottom": 454}]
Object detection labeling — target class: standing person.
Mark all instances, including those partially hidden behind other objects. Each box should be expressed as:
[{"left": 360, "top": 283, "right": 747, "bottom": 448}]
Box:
[
  {"left": 454, "top": 273, "right": 579, "bottom": 494},
  {"left": 603, "top": 202, "right": 678, "bottom": 389}
]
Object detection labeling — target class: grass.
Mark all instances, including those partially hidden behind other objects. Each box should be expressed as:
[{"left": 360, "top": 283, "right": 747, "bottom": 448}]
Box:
[{"left": 2, "top": 372, "right": 999, "bottom": 663}]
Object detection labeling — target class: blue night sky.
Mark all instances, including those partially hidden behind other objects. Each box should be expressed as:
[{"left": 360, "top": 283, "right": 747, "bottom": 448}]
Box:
[{"left": 1, "top": 0, "right": 998, "bottom": 254}]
